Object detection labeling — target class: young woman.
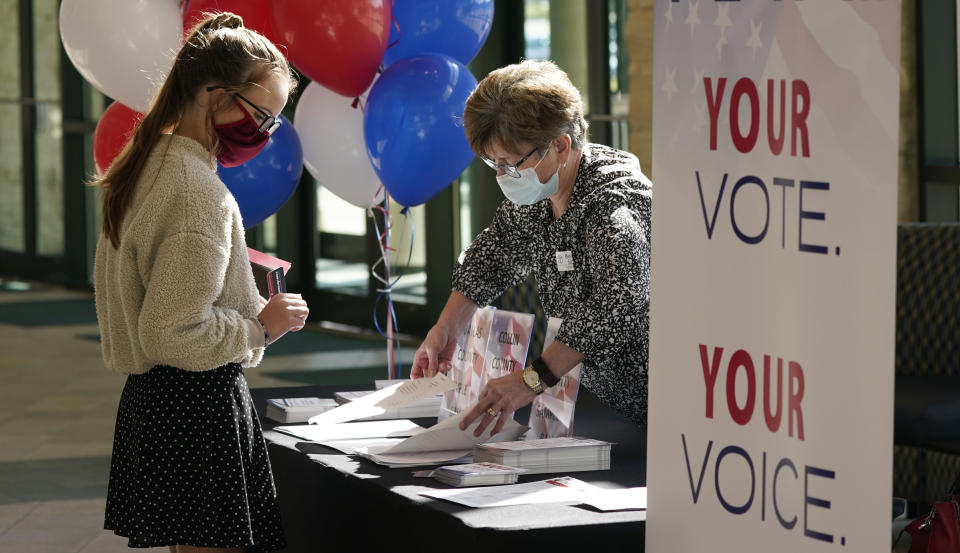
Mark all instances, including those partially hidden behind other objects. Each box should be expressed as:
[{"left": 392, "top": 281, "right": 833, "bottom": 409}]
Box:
[{"left": 93, "top": 12, "right": 307, "bottom": 553}]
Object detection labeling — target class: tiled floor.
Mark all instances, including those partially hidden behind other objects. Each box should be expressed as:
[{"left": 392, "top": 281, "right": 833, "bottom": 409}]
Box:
[{"left": 0, "top": 284, "right": 413, "bottom": 552}]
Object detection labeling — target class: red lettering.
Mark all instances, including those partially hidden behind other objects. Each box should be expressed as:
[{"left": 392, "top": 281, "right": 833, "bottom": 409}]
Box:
[
  {"left": 700, "top": 344, "right": 724, "bottom": 418},
  {"left": 791, "top": 80, "right": 810, "bottom": 157},
  {"left": 766, "top": 79, "right": 786, "bottom": 155},
  {"left": 698, "top": 344, "right": 805, "bottom": 441},
  {"left": 763, "top": 355, "right": 783, "bottom": 433},
  {"left": 730, "top": 78, "right": 760, "bottom": 153},
  {"left": 726, "top": 349, "right": 756, "bottom": 425},
  {"left": 704, "top": 77, "right": 727, "bottom": 151},
  {"left": 788, "top": 361, "right": 805, "bottom": 440}
]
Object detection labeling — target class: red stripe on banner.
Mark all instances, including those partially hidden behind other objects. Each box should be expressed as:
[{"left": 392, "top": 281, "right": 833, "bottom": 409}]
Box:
[
  {"left": 848, "top": 1, "right": 901, "bottom": 71},
  {"left": 777, "top": 1, "right": 896, "bottom": 181}
]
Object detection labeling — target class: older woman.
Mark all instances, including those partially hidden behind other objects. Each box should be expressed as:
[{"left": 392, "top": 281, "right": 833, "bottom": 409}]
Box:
[{"left": 411, "top": 59, "right": 651, "bottom": 435}]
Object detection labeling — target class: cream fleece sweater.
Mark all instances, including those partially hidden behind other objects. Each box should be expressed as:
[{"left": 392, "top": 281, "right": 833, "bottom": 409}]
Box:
[{"left": 94, "top": 134, "right": 265, "bottom": 375}]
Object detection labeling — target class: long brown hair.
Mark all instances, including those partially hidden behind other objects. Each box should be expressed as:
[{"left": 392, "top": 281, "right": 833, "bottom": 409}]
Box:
[{"left": 95, "top": 12, "right": 297, "bottom": 248}]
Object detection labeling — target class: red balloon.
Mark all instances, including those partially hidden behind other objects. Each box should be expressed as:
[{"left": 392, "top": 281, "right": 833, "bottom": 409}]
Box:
[
  {"left": 93, "top": 102, "right": 143, "bottom": 175},
  {"left": 272, "top": 0, "right": 391, "bottom": 97},
  {"left": 182, "top": 0, "right": 283, "bottom": 46}
]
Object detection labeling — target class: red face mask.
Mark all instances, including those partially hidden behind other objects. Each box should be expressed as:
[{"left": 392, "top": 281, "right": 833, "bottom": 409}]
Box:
[{"left": 212, "top": 101, "right": 270, "bottom": 167}]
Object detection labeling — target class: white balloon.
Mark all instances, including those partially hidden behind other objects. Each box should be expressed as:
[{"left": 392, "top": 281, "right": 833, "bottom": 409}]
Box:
[
  {"left": 60, "top": 0, "right": 182, "bottom": 113},
  {"left": 295, "top": 82, "right": 385, "bottom": 208}
]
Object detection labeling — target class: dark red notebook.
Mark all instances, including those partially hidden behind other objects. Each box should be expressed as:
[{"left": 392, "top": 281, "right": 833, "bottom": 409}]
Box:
[{"left": 247, "top": 247, "right": 291, "bottom": 300}]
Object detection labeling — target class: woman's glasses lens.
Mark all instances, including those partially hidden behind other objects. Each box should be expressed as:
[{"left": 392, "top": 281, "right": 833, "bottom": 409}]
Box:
[{"left": 480, "top": 156, "right": 522, "bottom": 178}]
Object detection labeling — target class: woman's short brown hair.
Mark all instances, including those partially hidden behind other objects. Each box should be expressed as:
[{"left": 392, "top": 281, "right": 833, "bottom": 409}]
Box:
[{"left": 463, "top": 59, "right": 588, "bottom": 158}]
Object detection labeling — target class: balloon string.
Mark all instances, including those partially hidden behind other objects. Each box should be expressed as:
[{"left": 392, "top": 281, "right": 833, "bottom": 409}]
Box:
[
  {"left": 386, "top": 0, "right": 401, "bottom": 50},
  {"left": 373, "top": 291, "right": 402, "bottom": 378},
  {"left": 369, "top": 203, "right": 414, "bottom": 378},
  {"left": 369, "top": 205, "right": 414, "bottom": 290}
]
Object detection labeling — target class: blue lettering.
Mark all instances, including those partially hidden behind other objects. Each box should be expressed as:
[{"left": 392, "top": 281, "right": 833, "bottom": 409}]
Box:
[
  {"left": 697, "top": 171, "right": 727, "bottom": 240},
  {"left": 772, "top": 177, "right": 794, "bottom": 248},
  {"left": 774, "top": 458, "right": 798, "bottom": 529},
  {"left": 715, "top": 445, "right": 755, "bottom": 514},
  {"left": 681, "top": 433, "right": 713, "bottom": 503},
  {"left": 730, "top": 175, "right": 769, "bottom": 244},
  {"left": 804, "top": 465, "right": 835, "bottom": 543},
  {"left": 798, "top": 180, "right": 829, "bottom": 254}
]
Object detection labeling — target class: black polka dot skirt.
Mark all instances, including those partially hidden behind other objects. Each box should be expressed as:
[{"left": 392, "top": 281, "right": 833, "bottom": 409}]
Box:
[{"left": 104, "top": 363, "right": 286, "bottom": 551}]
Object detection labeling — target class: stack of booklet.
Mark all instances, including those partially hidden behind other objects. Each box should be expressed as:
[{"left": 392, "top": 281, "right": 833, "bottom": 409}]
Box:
[
  {"left": 432, "top": 462, "right": 525, "bottom": 487},
  {"left": 266, "top": 397, "right": 338, "bottom": 423},
  {"left": 334, "top": 388, "right": 442, "bottom": 420},
  {"left": 472, "top": 437, "right": 612, "bottom": 474},
  {"left": 352, "top": 409, "right": 528, "bottom": 468}
]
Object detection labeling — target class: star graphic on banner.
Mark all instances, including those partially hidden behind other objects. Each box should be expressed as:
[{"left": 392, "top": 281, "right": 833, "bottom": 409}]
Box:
[
  {"left": 662, "top": 65, "right": 678, "bottom": 103},
  {"left": 685, "top": 0, "right": 700, "bottom": 36},
  {"left": 715, "top": 29, "right": 728, "bottom": 59},
  {"left": 693, "top": 104, "right": 707, "bottom": 137},
  {"left": 665, "top": 1, "right": 673, "bottom": 24},
  {"left": 747, "top": 19, "right": 763, "bottom": 62},
  {"left": 714, "top": 3, "right": 732, "bottom": 34},
  {"left": 691, "top": 68, "right": 704, "bottom": 94}
]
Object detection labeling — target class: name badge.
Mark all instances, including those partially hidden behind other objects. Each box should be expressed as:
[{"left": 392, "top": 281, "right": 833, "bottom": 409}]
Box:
[{"left": 556, "top": 251, "right": 574, "bottom": 272}]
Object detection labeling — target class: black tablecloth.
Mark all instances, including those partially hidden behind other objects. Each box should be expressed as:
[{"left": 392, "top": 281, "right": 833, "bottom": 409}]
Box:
[{"left": 252, "top": 384, "right": 647, "bottom": 553}]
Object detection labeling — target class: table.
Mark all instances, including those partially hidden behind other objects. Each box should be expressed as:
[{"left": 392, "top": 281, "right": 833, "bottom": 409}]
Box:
[{"left": 252, "top": 384, "right": 647, "bottom": 553}]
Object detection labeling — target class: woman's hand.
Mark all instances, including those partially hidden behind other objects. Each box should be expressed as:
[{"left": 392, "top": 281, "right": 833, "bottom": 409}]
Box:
[
  {"left": 460, "top": 370, "right": 536, "bottom": 436},
  {"left": 410, "top": 324, "right": 458, "bottom": 379},
  {"left": 257, "top": 293, "right": 308, "bottom": 344}
]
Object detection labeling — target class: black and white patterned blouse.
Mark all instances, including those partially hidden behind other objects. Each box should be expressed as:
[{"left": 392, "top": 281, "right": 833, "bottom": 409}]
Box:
[{"left": 453, "top": 143, "right": 652, "bottom": 425}]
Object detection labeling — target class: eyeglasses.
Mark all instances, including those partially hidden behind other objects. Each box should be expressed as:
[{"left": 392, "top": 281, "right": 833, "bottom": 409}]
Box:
[
  {"left": 206, "top": 86, "right": 282, "bottom": 134},
  {"left": 479, "top": 145, "right": 544, "bottom": 178}
]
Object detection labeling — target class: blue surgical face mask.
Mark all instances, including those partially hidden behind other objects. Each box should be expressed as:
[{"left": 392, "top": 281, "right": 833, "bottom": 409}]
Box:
[{"left": 496, "top": 148, "right": 561, "bottom": 205}]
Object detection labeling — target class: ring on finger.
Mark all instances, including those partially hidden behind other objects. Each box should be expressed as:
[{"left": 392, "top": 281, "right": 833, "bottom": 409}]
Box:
[{"left": 487, "top": 407, "right": 499, "bottom": 417}]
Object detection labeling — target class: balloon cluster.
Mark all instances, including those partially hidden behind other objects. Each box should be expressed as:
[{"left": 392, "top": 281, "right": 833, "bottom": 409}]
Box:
[{"left": 67, "top": 0, "right": 494, "bottom": 229}]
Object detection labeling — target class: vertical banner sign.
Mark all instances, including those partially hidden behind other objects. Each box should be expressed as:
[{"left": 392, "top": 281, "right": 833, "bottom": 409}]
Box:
[{"left": 647, "top": 1, "right": 900, "bottom": 552}]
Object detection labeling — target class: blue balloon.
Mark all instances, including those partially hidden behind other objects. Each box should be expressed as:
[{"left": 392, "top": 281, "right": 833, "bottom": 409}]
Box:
[
  {"left": 219, "top": 114, "right": 303, "bottom": 229},
  {"left": 383, "top": 0, "right": 494, "bottom": 68},
  {"left": 364, "top": 54, "right": 477, "bottom": 207}
]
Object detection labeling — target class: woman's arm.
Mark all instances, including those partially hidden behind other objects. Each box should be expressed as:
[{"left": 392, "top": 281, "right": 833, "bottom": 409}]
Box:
[
  {"left": 459, "top": 340, "right": 585, "bottom": 436},
  {"left": 410, "top": 291, "right": 479, "bottom": 378}
]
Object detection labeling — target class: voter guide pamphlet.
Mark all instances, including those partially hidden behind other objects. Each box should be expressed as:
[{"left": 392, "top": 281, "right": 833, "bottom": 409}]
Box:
[{"left": 440, "top": 307, "right": 495, "bottom": 421}]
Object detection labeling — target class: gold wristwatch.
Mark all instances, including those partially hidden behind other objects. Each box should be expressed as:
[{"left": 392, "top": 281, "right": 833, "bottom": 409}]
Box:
[{"left": 522, "top": 366, "right": 544, "bottom": 394}]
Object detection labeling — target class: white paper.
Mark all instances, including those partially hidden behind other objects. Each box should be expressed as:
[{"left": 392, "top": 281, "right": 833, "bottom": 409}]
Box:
[
  {"left": 354, "top": 449, "right": 473, "bottom": 467},
  {"left": 355, "top": 410, "right": 528, "bottom": 467},
  {"left": 578, "top": 487, "right": 647, "bottom": 511},
  {"left": 315, "top": 437, "right": 405, "bottom": 455},
  {"left": 377, "top": 410, "right": 526, "bottom": 455},
  {"left": 308, "top": 374, "right": 456, "bottom": 425},
  {"left": 374, "top": 379, "right": 408, "bottom": 390},
  {"left": 275, "top": 420, "right": 424, "bottom": 441},
  {"left": 268, "top": 397, "right": 330, "bottom": 408},
  {"left": 421, "top": 476, "right": 589, "bottom": 508}
]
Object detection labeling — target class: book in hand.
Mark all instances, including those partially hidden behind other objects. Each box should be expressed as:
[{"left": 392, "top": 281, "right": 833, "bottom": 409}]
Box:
[
  {"left": 265, "top": 397, "right": 338, "bottom": 423},
  {"left": 247, "top": 247, "right": 291, "bottom": 300},
  {"left": 432, "top": 462, "right": 525, "bottom": 487},
  {"left": 472, "top": 437, "right": 612, "bottom": 474}
]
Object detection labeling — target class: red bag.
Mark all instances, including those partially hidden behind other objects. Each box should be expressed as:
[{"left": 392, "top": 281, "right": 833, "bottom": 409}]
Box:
[{"left": 899, "top": 496, "right": 960, "bottom": 553}]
